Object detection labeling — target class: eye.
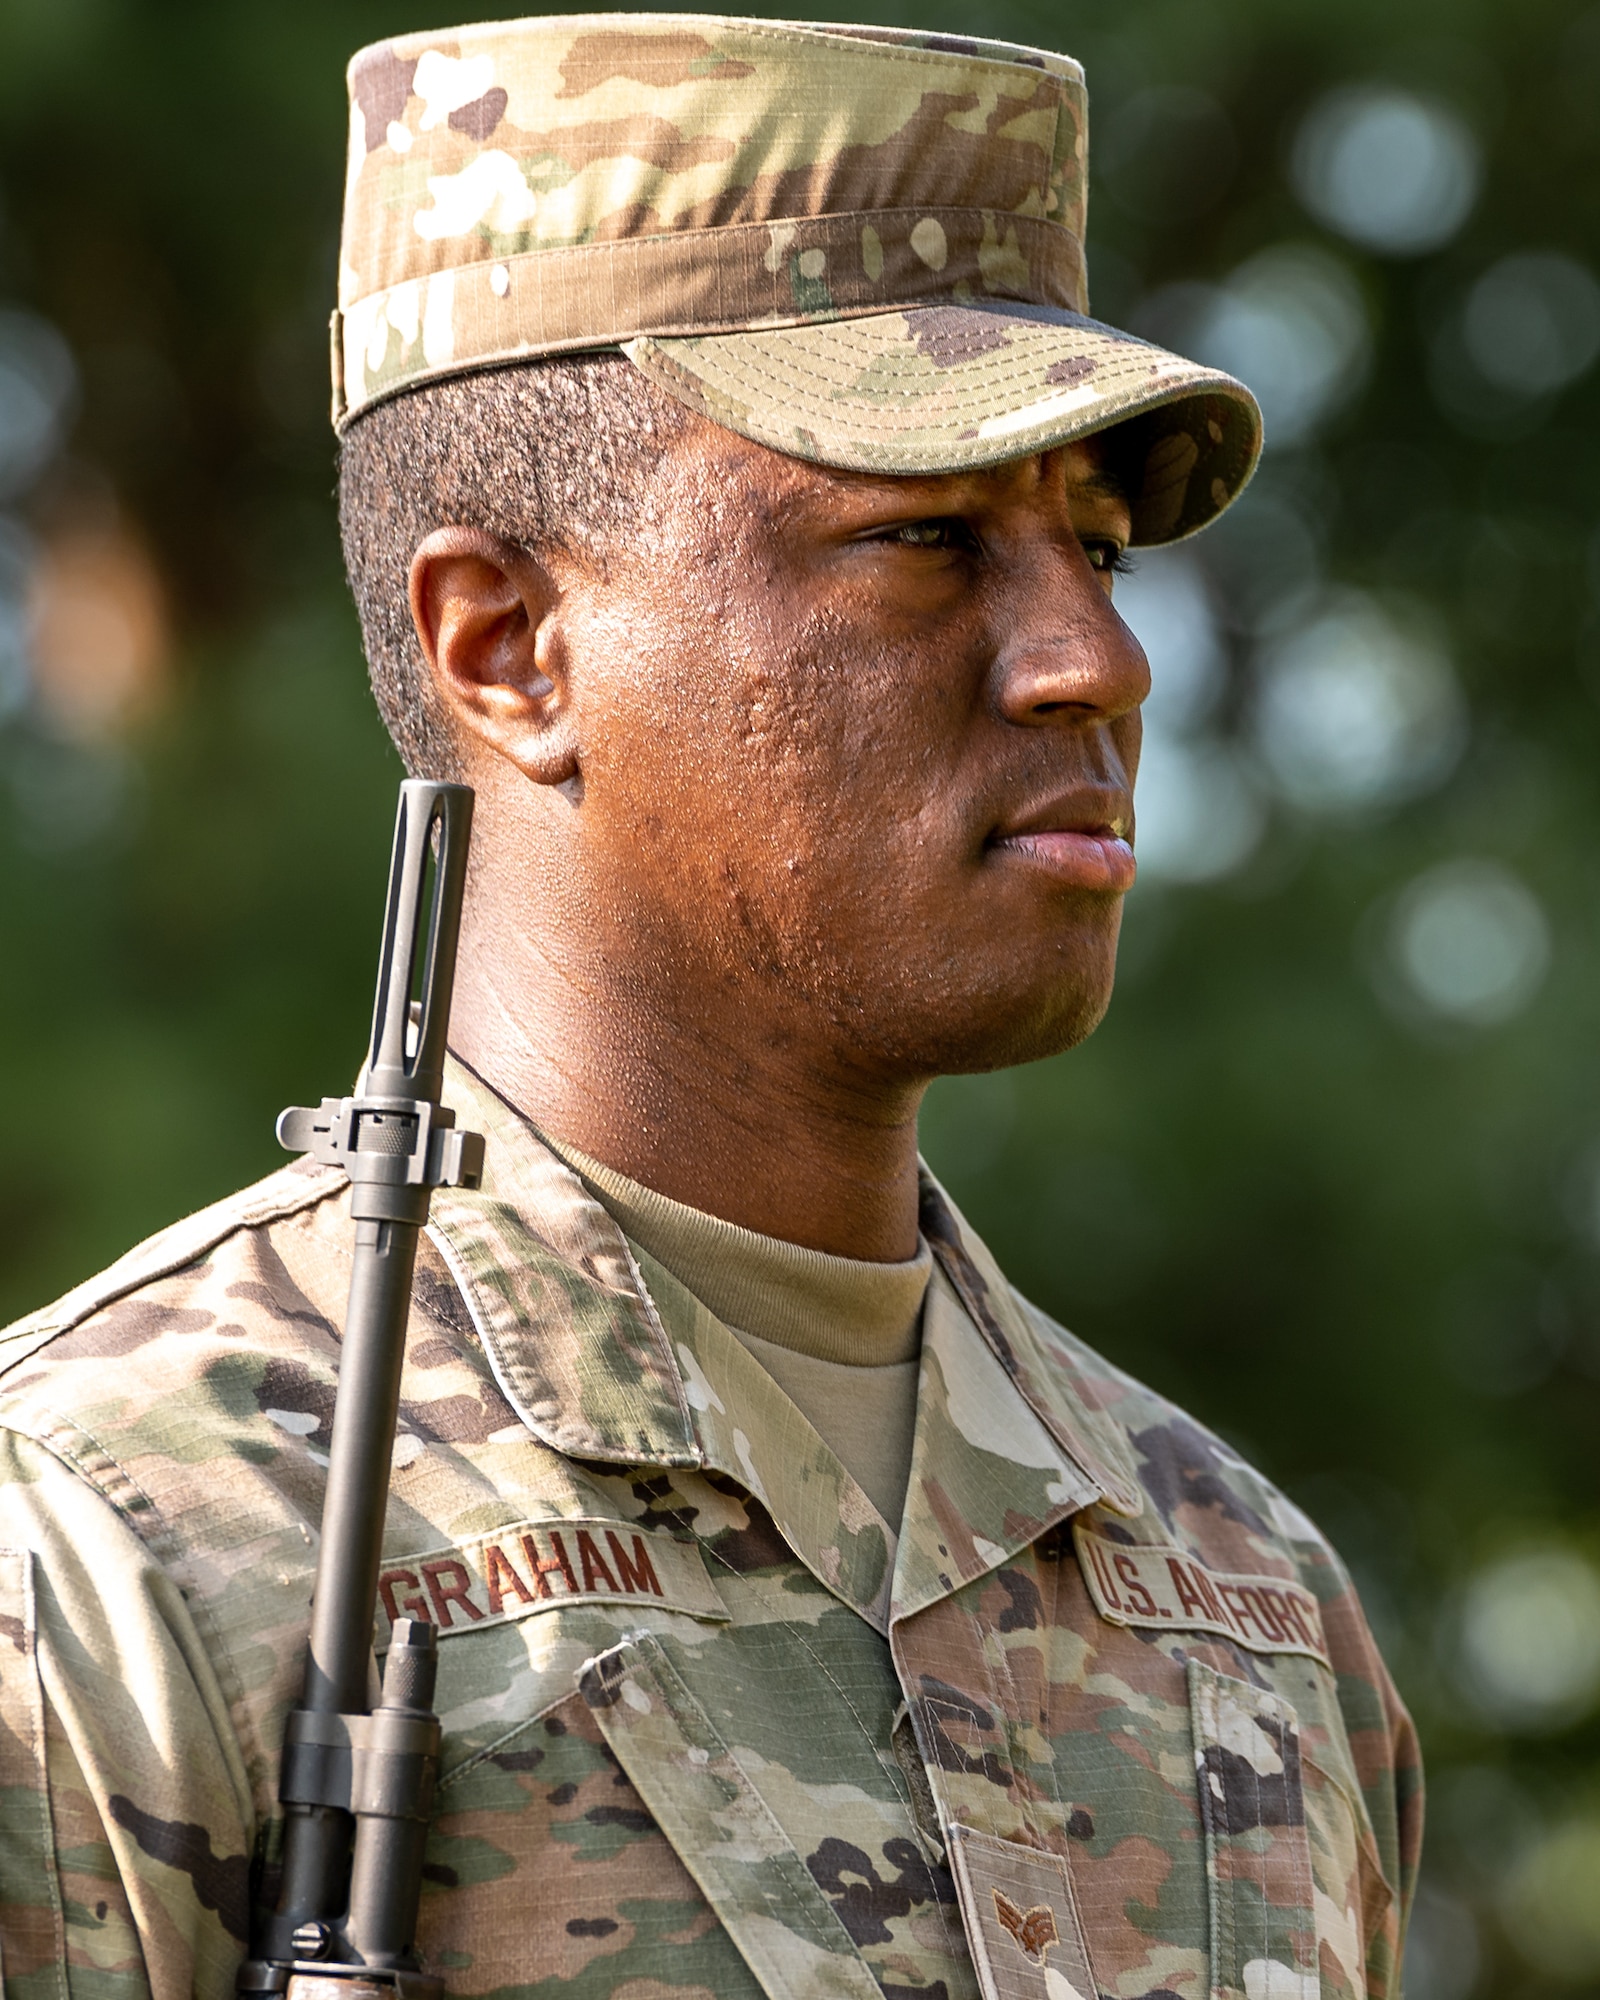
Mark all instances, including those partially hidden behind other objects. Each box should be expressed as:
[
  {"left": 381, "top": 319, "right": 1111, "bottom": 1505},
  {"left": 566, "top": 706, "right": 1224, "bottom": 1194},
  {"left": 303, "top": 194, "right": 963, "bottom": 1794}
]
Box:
[
  {"left": 880, "top": 517, "right": 980, "bottom": 554},
  {"left": 1082, "top": 538, "right": 1135, "bottom": 577}
]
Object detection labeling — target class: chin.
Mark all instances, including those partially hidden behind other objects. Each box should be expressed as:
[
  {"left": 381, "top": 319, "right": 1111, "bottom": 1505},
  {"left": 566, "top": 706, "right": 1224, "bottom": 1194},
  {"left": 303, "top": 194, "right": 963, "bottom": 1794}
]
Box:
[
  {"left": 959, "top": 978, "right": 1116, "bottom": 1073},
  {"left": 946, "top": 914, "right": 1124, "bottom": 1071},
  {"left": 803, "top": 900, "right": 1125, "bottom": 1078},
  {"left": 854, "top": 954, "right": 1120, "bottom": 1081}
]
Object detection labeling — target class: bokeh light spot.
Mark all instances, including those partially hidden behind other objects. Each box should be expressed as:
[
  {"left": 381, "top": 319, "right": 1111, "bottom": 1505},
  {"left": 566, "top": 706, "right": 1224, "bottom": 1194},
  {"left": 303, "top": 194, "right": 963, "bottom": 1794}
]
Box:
[
  {"left": 1116, "top": 551, "right": 1264, "bottom": 883},
  {"left": 0, "top": 516, "right": 36, "bottom": 720},
  {"left": 1253, "top": 593, "right": 1465, "bottom": 814},
  {"left": 1116, "top": 551, "right": 1223, "bottom": 735},
  {"left": 0, "top": 310, "right": 77, "bottom": 502},
  {"left": 1498, "top": 1814, "right": 1600, "bottom": 1979},
  {"left": 1176, "top": 246, "right": 1369, "bottom": 448},
  {"left": 1461, "top": 251, "right": 1600, "bottom": 397},
  {"left": 26, "top": 523, "right": 169, "bottom": 740},
  {"left": 1292, "top": 85, "right": 1480, "bottom": 256},
  {"left": 1385, "top": 860, "right": 1549, "bottom": 1029},
  {"left": 1131, "top": 735, "right": 1265, "bottom": 885},
  {"left": 1457, "top": 1548, "right": 1600, "bottom": 1729}
]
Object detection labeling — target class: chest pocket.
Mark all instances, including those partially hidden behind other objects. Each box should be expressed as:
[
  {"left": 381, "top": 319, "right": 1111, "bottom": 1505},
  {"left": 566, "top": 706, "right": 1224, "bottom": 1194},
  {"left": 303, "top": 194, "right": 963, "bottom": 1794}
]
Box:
[{"left": 1189, "top": 1661, "right": 1390, "bottom": 2000}]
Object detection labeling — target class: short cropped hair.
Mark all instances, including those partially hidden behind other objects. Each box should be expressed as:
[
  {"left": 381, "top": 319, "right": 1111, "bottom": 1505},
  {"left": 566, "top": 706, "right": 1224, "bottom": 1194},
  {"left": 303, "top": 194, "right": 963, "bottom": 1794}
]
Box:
[{"left": 338, "top": 354, "right": 691, "bottom": 779}]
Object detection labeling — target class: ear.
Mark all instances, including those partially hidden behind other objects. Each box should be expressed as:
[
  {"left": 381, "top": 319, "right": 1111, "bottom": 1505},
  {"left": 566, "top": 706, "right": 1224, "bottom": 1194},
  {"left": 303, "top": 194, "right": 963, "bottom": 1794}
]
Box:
[{"left": 408, "top": 525, "right": 578, "bottom": 787}]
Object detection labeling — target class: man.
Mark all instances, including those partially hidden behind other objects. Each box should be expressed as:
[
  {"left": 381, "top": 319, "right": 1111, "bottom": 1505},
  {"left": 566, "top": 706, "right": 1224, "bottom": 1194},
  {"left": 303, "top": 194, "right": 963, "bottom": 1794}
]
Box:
[{"left": 0, "top": 18, "right": 1420, "bottom": 2000}]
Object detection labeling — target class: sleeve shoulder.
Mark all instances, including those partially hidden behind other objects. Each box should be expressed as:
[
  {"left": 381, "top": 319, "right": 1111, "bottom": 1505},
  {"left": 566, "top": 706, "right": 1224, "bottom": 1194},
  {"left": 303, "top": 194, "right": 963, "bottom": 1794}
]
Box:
[
  {"left": 0, "top": 1537, "right": 68, "bottom": 2000},
  {"left": 1299, "top": 1505, "right": 1424, "bottom": 1934},
  {"left": 0, "top": 1426, "right": 256, "bottom": 2000},
  {"left": 0, "top": 1158, "right": 344, "bottom": 1379}
]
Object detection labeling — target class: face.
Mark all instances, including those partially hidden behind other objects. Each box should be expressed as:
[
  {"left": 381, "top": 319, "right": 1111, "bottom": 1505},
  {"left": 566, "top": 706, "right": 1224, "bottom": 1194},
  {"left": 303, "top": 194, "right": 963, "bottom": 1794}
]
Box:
[{"left": 429, "top": 413, "right": 1149, "bottom": 1088}]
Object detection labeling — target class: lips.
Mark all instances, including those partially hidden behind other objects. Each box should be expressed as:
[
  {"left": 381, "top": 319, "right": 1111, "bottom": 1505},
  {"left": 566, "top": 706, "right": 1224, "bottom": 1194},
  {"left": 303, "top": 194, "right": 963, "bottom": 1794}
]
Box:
[{"left": 988, "top": 791, "right": 1137, "bottom": 893}]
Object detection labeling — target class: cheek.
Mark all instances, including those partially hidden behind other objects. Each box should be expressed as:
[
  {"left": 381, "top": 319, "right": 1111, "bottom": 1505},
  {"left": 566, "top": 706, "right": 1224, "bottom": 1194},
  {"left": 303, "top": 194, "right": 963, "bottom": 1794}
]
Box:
[
  {"left": 614, "top": 618, "right": 940, "bottom": 866},
  {"left": 734, "top": 604, "right": 971, "bottom": 802},
  {"left": 1117, "top": 710, "right": 1144, "bottom": 790}
]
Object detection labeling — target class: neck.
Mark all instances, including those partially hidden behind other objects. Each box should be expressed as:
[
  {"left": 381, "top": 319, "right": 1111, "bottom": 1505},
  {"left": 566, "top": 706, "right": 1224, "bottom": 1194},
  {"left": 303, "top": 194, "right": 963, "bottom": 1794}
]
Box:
[{"left": 447, "top": 900, "right": 927, "bottom": 1263}]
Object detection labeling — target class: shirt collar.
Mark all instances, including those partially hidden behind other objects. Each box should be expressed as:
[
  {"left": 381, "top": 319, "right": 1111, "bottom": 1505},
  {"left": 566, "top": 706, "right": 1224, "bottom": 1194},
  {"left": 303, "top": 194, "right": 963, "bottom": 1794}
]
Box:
[
  {"left": 428, "top": 1059, "right": 701, "bottom": 1468},
  {"left": 427, "top": 1059, "right": 1142, "bottom": 1627},
  {"left": 888, "top": 1178, "right": 1143, "bottom": 1624},
  {"left": 630, "top": 1241, "right": 899, "bottom": 1630},
  {"left": 917, "top": 1173, "right": 1144, "bottom": 1522}
]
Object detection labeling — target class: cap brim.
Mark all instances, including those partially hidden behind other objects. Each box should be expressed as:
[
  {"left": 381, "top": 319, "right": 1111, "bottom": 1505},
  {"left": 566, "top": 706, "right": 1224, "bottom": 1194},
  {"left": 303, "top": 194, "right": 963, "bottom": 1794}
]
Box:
[{"left": 624, "top": 303, "right": 1261, "bottom": 546}]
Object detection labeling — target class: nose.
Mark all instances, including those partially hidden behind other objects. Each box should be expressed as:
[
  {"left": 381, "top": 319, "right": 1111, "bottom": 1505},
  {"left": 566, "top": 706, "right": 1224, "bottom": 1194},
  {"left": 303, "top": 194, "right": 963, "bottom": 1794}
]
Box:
[{"left": 989, "top": 539, "right": 1151, "bottom": 730}]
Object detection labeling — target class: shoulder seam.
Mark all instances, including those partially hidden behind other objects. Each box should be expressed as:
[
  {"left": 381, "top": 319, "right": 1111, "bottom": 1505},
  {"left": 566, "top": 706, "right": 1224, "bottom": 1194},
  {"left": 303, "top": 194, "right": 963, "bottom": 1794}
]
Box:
[
  {"left": 0, "top": 1161, "right": 347, "bottom": 1371},
  {"left": 1020, "top": 1298, "right": 1342, "bottom": 1566}
]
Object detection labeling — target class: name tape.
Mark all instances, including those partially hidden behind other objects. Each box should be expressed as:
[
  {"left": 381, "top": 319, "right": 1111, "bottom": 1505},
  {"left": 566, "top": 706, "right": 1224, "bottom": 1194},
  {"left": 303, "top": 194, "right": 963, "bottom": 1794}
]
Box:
[
  {"left": 1074, "top": 1525, "right": 1331, "bottom": 1667},
  {"left": 377, "top": 1518, "right": 727, "bottom": 1643}
]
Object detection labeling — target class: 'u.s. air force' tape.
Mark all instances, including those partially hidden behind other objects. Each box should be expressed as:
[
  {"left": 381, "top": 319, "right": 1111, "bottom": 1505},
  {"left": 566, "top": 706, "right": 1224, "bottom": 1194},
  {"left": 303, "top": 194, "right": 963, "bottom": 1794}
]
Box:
[
  {"left": 1073, "top": 1524, "right": 1331, "bottom": 1667},
  {"left": 376, "top": 1518, "right": 728, "bottom": 1644}
]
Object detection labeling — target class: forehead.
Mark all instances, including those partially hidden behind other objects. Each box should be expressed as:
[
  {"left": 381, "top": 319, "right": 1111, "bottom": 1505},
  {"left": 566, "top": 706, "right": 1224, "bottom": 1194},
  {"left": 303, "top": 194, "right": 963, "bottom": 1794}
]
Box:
[{"left": 658, "top": 415, "right": 1130, "bottom": 523}]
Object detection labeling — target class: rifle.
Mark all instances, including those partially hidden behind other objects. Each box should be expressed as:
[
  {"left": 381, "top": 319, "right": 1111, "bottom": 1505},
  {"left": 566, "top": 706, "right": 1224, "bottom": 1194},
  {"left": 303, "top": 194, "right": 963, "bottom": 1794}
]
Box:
[{"left": 239, "top": 779, "right": 483, "bottom": 2000}]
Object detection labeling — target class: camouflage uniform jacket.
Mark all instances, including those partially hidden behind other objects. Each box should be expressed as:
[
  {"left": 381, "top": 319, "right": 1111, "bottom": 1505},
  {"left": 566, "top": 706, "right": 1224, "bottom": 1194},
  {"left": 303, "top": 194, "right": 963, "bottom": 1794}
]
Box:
[{"left": 0, "top": 1064, "right": 1421, "bottom": 2000}]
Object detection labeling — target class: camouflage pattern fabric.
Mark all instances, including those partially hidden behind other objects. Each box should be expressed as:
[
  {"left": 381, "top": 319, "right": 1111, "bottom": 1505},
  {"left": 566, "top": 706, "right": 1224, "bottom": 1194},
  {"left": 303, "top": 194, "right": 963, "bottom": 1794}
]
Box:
[
  {"left": 0, "top": 1060, "right": 1419, "bottom": 2000},
  {"left": 334, "top": 15, "right": 1262, "bottom": 544}
]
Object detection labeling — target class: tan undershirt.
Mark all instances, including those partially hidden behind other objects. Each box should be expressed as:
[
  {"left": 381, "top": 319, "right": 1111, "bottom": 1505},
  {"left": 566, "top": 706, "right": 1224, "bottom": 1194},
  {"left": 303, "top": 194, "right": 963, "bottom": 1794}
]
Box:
[{"left": 543, "top": 1134, "right": 929, "bottom": 1526}]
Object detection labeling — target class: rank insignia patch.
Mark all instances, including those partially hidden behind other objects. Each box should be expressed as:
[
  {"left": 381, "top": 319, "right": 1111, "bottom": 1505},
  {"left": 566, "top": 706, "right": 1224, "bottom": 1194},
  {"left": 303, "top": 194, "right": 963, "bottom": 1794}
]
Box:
[
  {"left": 993, "top": 1891, "right": 1059, "bottom": 1963},
  {"left": 1074, "top": 1524, "right": 1331, "bottom": 1667},
  {"left": 948, "top": 1826, "right": 1098, "bottom": 2000}
]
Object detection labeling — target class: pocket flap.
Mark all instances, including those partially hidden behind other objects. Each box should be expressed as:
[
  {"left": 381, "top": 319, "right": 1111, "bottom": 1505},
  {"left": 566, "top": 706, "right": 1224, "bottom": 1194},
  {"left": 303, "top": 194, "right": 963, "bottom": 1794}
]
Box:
[
  {"left": 1189, "top": 1659, "right": 1319, "bottom": 2000},
  {"left": 580, "top": 1633, "right": 883, "bottom": 2000}
]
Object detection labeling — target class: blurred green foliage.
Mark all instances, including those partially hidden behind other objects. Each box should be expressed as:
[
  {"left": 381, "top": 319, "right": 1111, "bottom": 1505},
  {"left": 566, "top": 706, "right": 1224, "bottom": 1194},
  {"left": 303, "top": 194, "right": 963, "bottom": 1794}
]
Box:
[{"left": 2, "top": 0, "right": 1600, "bottom": 1991}]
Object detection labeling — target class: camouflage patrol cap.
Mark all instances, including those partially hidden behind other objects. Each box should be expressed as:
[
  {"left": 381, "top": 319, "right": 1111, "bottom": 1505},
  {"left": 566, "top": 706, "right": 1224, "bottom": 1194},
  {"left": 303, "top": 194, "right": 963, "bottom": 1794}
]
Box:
[{"left": 337, "top": 14, "right": 1262, "bottom": 544}]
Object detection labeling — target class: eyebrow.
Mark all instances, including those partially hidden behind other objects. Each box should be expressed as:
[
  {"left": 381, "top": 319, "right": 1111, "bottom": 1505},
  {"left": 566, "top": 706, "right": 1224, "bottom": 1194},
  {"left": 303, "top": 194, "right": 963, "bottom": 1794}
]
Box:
[
  {"left": 784, "top": 452, "right": 1133, "bottom": 522},
  {"left": 1078, "top": 465, "right": 1130, "bottom": 504}
]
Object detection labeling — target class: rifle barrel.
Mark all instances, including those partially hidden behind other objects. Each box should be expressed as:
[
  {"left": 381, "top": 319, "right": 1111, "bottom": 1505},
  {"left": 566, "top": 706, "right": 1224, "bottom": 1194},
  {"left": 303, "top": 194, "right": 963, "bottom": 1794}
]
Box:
[{"left": 241, "top": 780, "right": 480, "bottom": 1999}]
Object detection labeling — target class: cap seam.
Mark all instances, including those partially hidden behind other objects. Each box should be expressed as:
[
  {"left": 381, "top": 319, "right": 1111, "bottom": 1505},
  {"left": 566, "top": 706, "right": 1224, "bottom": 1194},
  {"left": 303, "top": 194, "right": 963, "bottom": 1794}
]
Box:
[
  {"left": 634, "top": 337, "right": 1233, "bottom": 407},
  {"left": 630, "top": 338, "right": 1257, "bottom": 514},
  {"left": 367, "top": 14, "right": 1085, "bottom": 91},
  {"left": 338, "top": 205, "right": 1085, "bottom": 323}
]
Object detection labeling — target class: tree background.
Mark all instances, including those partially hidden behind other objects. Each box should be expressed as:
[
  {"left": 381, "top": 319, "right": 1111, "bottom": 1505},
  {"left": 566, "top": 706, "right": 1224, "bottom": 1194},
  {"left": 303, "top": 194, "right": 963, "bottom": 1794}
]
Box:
[{"left": 1, "top": 0, "right": 1597, "bottom": 1989}]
